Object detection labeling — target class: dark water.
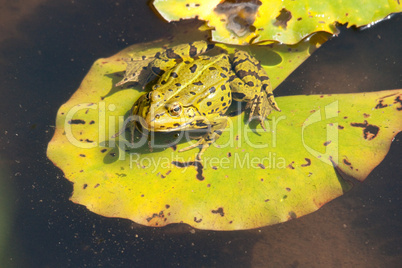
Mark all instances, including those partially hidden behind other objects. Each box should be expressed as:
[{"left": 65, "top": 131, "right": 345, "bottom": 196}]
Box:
[{"left": 0, "top": 1, "right": 401, "bottom": 267}]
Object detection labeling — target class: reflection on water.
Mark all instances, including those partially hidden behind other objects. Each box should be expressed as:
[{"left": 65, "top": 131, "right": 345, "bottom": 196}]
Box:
[{"left": 0, "top": 1, "right": 401, "bottom": 267}]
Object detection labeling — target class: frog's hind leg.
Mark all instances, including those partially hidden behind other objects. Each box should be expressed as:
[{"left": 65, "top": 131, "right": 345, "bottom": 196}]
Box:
[
  {"left": 179, "top": 116, "right": 227, "bottom": 160},
  {"left": 145, "top": 41, "right": 215, "bottom": 86},
  {"left": 230, "top": 50, "right": 280, "bottom": 130}
]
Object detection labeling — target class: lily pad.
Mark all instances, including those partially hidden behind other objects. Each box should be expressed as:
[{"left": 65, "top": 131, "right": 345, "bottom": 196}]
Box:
[
  {"left": 47, "top": 40, "right": 402, "bottom": 230},
  {"left": 152, "top": 0, "right": 402, "bottom": 44}
]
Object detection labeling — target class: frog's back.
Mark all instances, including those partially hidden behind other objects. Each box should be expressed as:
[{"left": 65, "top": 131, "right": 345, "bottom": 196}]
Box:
[{"left": 158, "top": 55, "right": 233, "bottom": 116}]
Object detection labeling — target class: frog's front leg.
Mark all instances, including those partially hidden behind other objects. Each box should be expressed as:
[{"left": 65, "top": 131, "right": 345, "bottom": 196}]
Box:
[
  {"left": 230, "top": 50, "right": 281, "bottom": 130},
  {"left": 179, "top": 116, "right": 228, "bottom": 160}
]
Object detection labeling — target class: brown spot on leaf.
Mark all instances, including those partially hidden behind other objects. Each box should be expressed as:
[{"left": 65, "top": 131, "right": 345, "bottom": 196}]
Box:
[
  {"left": 211, "top": 207, "right": 225, "bottom": 217},
  {"left": 288, "top": 211, "right": 297, "bottom": 219},
  {"left": 323, "top": 141, "right": 331, "bottom": 146},
  {"left": 343, "top": 158, "right": 353, "bottom": 170},
  {"left": 258, "top": 163, "right": 265, "bottom": 169},
  {"left": 350, "top": 121, "right": 368, "bottom": 128},
  {"left": 363, "top": 113, "right": 370, "bottom": 118},
  {"left": 274, "top": 8, "right": 292, "bottom": 29},
  {"left": 194, "top": 217, "right": 202, "bottom": 223},
  {"left": 68, "top": 119, "right": 85, "bottom": 124},
  {"left": 301, "top": 158, "right": 311, "bottom": 167},
  {"left": 338, "top": 125, "right": 344, "bottom": 130},
  {"left": 375, "top": 99, "right": 388, "bottom": 109},
  {"left": 394, "top": 96, "right": 402, "bottom": 110},
  {"left": 146, "top": 213, "right": 159, "bottom": 223},
  {"left": 287, "top": 161, "right": 295, "bottom": 169},
  {"left": 364, "top": 125, "right": 379, "bottom": 140},
  {"left": 83, "top": 184, "right": 88, "bottom": 189},
  {"left": 350, "top": 120, "right": 379, "bottom": 140}
]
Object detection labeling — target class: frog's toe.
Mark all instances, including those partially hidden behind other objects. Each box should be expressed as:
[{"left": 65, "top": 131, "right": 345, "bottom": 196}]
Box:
[
  {"left": 179, "top": 139, "right": 209, "bottom": 160},
  {"left": 179, "top": 139, "right": 207, "bottom": 153},
  {"left": 178, "top": 141, "right": 201, "bottom": 152},
  {"left": 247, "top": 93, "right": 276, "bottom": 131},
  {"left": 259, "top": 118, "right": 267, "bottom": 131}
]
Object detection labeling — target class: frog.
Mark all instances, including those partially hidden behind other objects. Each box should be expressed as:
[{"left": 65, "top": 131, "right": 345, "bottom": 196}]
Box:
[{"left": 129, "top": 41, "right": 281, "bottom": 160}]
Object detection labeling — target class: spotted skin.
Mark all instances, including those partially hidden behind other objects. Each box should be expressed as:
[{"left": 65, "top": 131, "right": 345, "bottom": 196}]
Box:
[
  {"left": 230, "top": 50, "right": 281, "bottom": 130},
  {"left": 131, "top": 41, "right": 280, "bottom": 160}
]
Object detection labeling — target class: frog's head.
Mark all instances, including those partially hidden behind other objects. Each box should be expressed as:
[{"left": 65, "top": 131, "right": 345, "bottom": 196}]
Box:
[{"left": 133, "top": 92, "right": 197, "bottom": 132}]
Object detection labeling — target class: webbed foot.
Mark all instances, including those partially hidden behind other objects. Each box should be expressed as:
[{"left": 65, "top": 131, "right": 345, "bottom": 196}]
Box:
[
  {"left": 178, "top": 117, "right": 227, "bottom": 160},
  {"left": 247, "top": 91, "right": 281, "bottom": 130}
]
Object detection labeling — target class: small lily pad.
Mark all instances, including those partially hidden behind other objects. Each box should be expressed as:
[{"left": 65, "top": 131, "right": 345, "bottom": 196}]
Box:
[
  {"left": 47, "top": 40, "right": 402, "bottom": 230},
  {"left": 152, "top": 0, "right": 402, "bottom": 44}
]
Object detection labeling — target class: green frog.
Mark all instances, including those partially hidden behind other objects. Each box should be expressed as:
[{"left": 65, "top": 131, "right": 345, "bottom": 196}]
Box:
[{"left": 130, "top": 41, "right": 281, "bottom": 160}]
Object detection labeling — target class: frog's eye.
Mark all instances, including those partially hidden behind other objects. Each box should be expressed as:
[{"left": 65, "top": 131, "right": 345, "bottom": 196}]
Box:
[{"left": 168, "top": 103, "right": 182, "bottom": 117}]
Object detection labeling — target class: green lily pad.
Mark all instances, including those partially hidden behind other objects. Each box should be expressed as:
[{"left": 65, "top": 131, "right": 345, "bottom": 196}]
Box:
[
  {"left": 47, "top": 40, "right": 402, "bottom": 230},
  {"left": 152, "top": 0, "right": 402, "bottom": 44}
]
